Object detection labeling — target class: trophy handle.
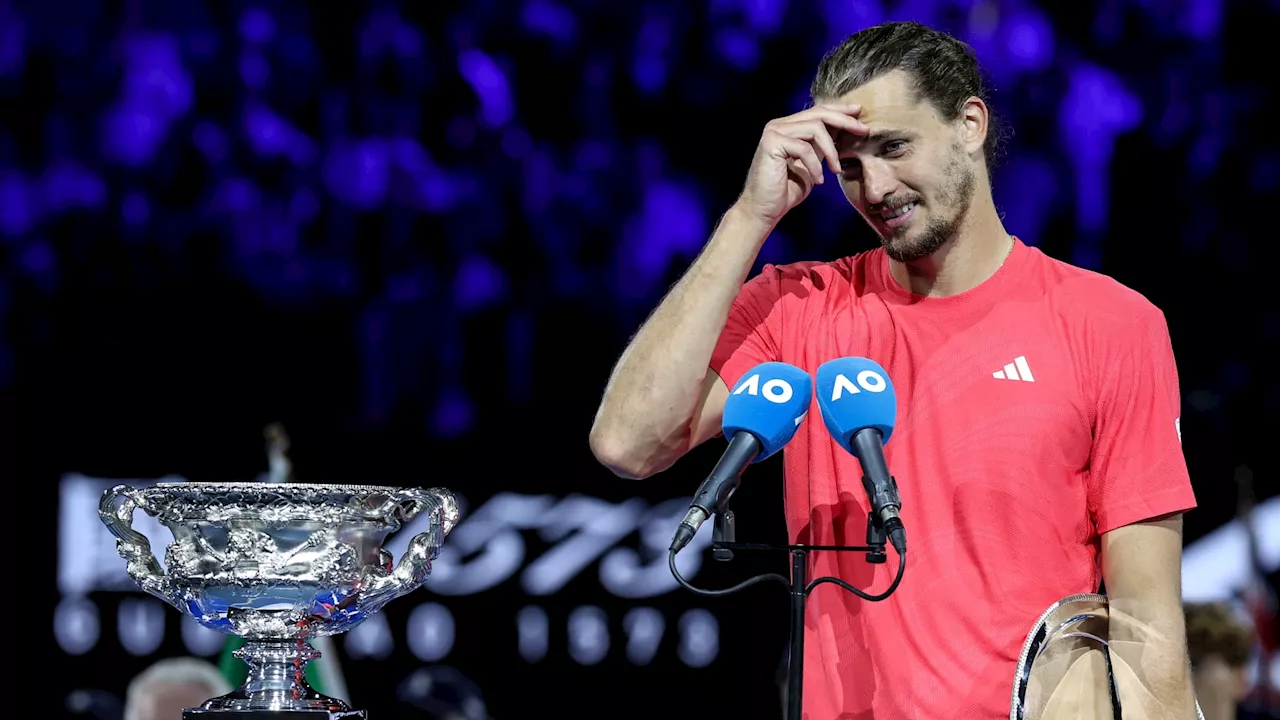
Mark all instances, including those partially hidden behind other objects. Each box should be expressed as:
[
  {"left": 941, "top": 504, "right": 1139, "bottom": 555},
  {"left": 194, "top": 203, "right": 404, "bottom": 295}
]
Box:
[
  {"left": 98, "top": 484, "right": 183, "bottom": 611},
  {"left": 363, "top": 487, "right": 460, "bottom": 608}
]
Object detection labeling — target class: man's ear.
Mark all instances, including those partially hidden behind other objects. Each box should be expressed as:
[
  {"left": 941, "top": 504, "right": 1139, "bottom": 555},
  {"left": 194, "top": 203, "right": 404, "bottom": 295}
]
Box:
[{"left": 960, "top": 96, "right": 988, "bottom": 157}]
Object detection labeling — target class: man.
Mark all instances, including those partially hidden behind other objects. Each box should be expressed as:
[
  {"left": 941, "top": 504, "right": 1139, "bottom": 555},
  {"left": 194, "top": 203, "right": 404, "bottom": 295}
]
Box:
[
  {"left": 1185, "top": 602, "right": 1256, "bottom": 720},
  {"left": 124, "top": 657, "right": 232, "bottom": 720},
  {"left": 590, "top": 20, "right": 1199, "bottom": 719}
]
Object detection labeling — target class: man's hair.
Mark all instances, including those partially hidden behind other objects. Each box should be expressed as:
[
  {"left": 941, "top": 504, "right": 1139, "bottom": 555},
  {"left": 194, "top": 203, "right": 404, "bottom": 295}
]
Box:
[
  {"left": 124, "top": 656, "right": 233, "bottom": 720},
  {"left": 810, "top": 21, "right": 1006, "bottom": 168},
  {"left": 1184, "top": 602, "right": 1255, "bottom": 670}
]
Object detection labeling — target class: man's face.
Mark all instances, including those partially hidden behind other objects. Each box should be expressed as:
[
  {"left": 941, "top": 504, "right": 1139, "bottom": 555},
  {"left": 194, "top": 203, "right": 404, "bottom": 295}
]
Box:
[
  {"left": 135, "top": 682, "right": 214, "bottom": 720},
  {"left": 832, "top": 71, "right": 978, "bottom": 263}
]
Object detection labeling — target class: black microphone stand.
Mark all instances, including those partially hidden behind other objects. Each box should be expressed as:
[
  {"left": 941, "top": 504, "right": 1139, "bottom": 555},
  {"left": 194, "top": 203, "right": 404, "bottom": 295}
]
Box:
[{"left": 670, "top": 487, "right": 906, "bottom": 720}]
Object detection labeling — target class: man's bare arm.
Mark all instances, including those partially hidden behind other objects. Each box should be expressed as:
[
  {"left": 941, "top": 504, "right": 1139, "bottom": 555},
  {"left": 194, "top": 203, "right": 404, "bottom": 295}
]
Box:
[
  {"left": 1102, "top": 512, "right": 1199, "bottom": 719},
  {"left": 589, "top": 207, "right": 767, "bottom": 479}
]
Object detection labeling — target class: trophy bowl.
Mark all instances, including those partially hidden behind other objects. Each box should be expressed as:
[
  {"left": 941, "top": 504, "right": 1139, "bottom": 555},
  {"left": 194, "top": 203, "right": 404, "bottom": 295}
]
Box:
[
  {"left": 1011, "top": 593, "right": 1118, "bottom": 720},
  {"left": 99, "top": 481, "right": 459, "bottom": 718},
  {"left": 1011, "top": 593, "right": 1205, "bottom": 720}
]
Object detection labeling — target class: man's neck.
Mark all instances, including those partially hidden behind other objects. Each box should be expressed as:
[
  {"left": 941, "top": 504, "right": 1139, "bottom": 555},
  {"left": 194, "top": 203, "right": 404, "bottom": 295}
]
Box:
[{"left": 887, "top": 193, "right": 1012, "bottom": 298}]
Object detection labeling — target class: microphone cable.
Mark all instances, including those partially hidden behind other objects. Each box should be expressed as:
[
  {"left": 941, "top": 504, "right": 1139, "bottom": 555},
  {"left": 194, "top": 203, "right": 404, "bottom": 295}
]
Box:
[{"left": 668, "top": 545, "right": 906, "bottom": 601}]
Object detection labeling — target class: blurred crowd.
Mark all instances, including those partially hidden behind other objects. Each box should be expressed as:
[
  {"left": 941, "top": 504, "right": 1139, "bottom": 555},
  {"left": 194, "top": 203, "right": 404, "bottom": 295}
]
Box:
[{"left": 5, "top": 0, "right": 1278, "bottom": 437}]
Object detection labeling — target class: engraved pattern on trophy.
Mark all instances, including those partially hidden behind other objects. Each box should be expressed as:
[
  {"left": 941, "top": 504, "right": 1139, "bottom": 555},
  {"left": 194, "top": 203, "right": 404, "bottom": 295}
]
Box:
[{"left": 96, "top": 426, "right": 460, "bottom": 718}]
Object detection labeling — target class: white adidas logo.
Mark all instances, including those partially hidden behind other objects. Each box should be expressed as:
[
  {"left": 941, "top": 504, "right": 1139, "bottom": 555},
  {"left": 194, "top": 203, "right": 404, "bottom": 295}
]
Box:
[{"left": 993, "top": 356, "right": 1035, "bottom": 382}]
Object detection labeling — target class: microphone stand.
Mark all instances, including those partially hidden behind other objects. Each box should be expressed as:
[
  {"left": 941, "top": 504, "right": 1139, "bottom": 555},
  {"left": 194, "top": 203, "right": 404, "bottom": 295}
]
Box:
[{"left": 672, "top": 489, "right": 905, "bottom": 720}]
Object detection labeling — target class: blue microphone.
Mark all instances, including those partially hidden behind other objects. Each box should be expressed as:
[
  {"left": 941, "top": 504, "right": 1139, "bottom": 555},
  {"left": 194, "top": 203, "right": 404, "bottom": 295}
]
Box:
[
  {"left": 670, "top": 362, "right": 812, "bottom": 553},
  {"left": 815, "top": 357, "right": 906, "bottom": 554}
]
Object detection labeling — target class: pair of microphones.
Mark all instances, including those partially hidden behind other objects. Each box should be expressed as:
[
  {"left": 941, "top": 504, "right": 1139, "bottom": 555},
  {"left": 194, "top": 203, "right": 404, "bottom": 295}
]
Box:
[{"left": 669, "top": 357, "right": 905, "bottom": 557}]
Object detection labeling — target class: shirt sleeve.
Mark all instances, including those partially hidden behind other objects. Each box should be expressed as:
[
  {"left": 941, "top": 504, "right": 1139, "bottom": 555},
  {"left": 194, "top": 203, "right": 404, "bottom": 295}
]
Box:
[
  {"left": 709, "top": 264, "right": 785, "bottom": 390},
  {"left": 1088, "top": 306, "right": 1197, "bottom": 535}
]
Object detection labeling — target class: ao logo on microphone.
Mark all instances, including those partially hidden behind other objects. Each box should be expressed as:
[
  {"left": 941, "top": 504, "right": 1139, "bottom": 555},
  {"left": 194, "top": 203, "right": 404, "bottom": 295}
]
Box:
[
  {"left": 732, "top": 373, "right": 794, "bottom": 404},
  {"left": 829, "top": 369, "right": 888, "bottom": 400}
]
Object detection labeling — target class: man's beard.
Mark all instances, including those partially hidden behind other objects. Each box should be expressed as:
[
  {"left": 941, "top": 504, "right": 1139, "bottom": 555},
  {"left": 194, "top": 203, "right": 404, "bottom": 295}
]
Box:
[{"left": 881, "top": 149, "right": 976, "bottom": 263}]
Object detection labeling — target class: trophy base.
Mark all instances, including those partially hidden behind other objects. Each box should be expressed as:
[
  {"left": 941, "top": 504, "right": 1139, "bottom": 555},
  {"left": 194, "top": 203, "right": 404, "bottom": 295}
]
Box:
[
  {"left": 189, "top": 640, "right": 366, "bottom": 719},
  {"left": 184, "top": 711, "right": 367, "bottom": 719}
]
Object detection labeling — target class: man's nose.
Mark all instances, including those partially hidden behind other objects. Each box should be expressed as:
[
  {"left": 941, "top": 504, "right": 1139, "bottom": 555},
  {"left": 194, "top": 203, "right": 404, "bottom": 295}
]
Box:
[{"left": 862, "top": 161, "right": 896, "bottom": 206}]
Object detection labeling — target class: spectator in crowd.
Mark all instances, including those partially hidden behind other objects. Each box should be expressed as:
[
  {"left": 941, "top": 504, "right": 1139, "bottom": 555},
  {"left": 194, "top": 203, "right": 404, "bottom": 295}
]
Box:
[
  {"left": 124, "top": 657, "right": 232, "bottom": 720},
  {"left": 1185, "top": 602, "right": 1257, "bottom": 720},
  {"left": 396, "top": 665, "right": 492, "bottom": 720}
]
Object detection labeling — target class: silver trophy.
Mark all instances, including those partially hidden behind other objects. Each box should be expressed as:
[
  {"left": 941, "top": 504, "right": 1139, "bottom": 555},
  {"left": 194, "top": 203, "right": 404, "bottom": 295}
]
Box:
[
  {"left": 99, "top": 480, "right": 458, "bottom": 719},
  {"left": 1011, "top": 593, "right": 1204, "bottom": 720},
  {"left": 1011, "top": 593, "right": 1117, "bottom": 720}
]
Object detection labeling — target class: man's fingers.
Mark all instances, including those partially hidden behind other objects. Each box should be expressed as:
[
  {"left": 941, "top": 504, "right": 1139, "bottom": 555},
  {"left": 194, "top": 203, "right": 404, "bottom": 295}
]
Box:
[
  {"left": 787, "top": 158, "right": 815, "bottom": 195},
  {"left": 804, "top": 122, "right": 842, "bottom": 175},
  {"left": 784, "top": 102, "right": 861, "bottom": 120},
  {"left": 807, "top": 107, "right": 871, "bottom": 138},
  {"left": 772, "top": 111, "right": 868, "bottom": 169},
  {"left": 766, "top": 120, "right": 839, "bottom": 174},
  {"left": 767, "top": 132, "right": 825, "bottom": 184}
]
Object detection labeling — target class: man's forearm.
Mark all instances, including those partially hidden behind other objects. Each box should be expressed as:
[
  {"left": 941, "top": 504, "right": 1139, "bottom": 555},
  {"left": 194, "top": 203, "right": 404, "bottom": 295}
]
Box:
[
  {"left": 1107, "top": 603, "right": 1199, "bottom": 719},
  {"left": 589, "top": 204, "right": 773, "bottom": 477},
  {"left": 1100, "top": 514, "right": 1199, "bottom": 719}
]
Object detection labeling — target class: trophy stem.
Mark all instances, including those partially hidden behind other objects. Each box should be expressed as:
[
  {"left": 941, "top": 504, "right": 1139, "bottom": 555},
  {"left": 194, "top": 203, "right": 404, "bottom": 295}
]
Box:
[
  {"left": 189, "top": 638, "right": 360, "bottom": 716},
  {"left": 238, "top": 639, "right": 322, "bottom": 703}
]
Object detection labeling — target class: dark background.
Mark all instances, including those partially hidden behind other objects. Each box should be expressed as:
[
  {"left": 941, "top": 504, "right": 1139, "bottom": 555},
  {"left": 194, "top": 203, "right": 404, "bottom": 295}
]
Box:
[{"left": 5, "top": 0, "right": 1278, "bottom": 718}]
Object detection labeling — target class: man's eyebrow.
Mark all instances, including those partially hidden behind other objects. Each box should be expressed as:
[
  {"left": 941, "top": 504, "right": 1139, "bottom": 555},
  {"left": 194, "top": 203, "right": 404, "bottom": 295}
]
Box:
[
  {"left": 866, "top": 128, "right": 913, "bottom": 144},
  {"left": 840, "top": 128, "right": 916, "bottom": 153}
]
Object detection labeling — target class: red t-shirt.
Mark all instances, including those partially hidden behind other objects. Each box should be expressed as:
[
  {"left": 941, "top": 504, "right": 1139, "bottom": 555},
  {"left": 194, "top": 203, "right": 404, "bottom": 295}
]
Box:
[{"left": 709, "top": 238, "right": 1197, "bottom": 720}]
